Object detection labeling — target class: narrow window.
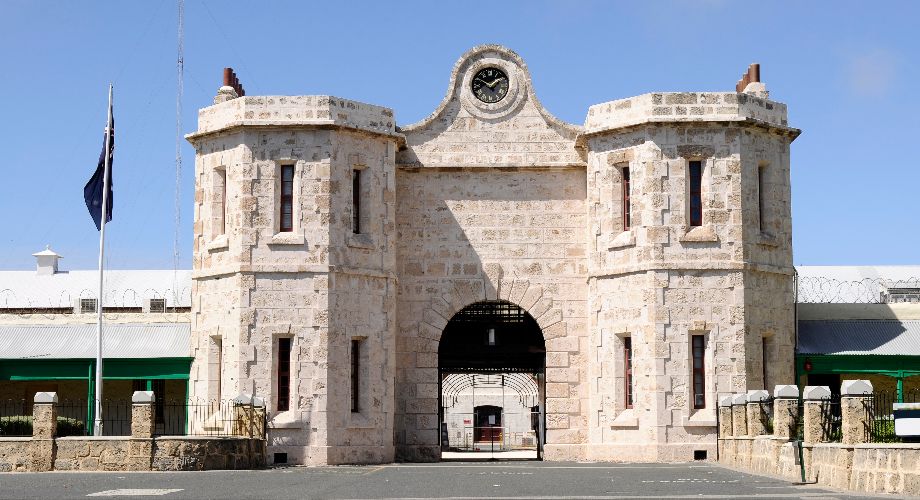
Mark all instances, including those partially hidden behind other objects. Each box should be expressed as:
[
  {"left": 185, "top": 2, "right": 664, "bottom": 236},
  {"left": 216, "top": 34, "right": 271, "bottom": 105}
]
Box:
[
  {"left": 688, "top": 160, "right": 703, "bottom": 227},
  {"left": 216, "top": 169, "right": 227, "bottom": 236},
  {"left": 692, "top": 334, "right": 706, "bottom": 409},
  {"left": 279, "top": 165, "right": 294, "bottom": 233},
  {"left": 351, "top": 339, "right": 361, "bottom": 413},
  {"left": 757, "top": 165, "right": 766, "bottom": 233},
  {"left": 624, "top": 336, "right": 633, "bottom": 409},
  {"left": 214, "top": 337, "right": 223, "bottom": 401},
  {"left": 277, "top": 338, "right": 291, "bottom": 412},
  {"left": 762, "top": 336, "right": 769, "bottom": 390},
  {"left": 621, "top": 166, "right": 631, "bottom": 231},
  {"left": 352, "top": 169, "right": 361, "bottom": 234}
]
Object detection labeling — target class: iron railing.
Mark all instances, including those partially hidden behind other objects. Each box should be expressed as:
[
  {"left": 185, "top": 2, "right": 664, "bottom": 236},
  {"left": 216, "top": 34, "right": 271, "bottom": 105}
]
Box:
[
  {"left": 157, "top": 399, "right": 265, "bottom": 438},
  {"left": 819, "top": 394, "right": 843, "bottom": 442},
  {"left": 0, "top": 399, "right": 32, "bottom": 437}
]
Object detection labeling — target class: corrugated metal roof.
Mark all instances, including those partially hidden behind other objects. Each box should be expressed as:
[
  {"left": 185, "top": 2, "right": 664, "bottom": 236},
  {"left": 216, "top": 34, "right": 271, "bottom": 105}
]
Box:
[
  {"left": 0, "top": 323, "right": 190, "bottom": 359},
  {"left": 0, "top": 270, "right": 191, "bottom": 308},
  {"left": 797, "top": 320, "right": 920, "bottom": 356}
]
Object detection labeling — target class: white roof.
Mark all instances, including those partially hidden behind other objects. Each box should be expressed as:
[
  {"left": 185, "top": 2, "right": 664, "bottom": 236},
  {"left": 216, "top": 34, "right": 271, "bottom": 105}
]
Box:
[
  {"left": 0, "top": 270, "right": 192, "bottom": 308},
  {"left": 796, "top": 265, "right": 920, "bottom": 303},
  {"left": 0, "top": 323, "right": 190, "bottom": 359}
]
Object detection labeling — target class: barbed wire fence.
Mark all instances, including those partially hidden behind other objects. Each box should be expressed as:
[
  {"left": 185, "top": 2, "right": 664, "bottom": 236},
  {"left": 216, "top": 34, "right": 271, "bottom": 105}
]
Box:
[
  {"left": 0, "top": 286, "right": 192, "bottom": 321},
  {"left": 796, "top": 276, "right": 920, "bottom": 304}
]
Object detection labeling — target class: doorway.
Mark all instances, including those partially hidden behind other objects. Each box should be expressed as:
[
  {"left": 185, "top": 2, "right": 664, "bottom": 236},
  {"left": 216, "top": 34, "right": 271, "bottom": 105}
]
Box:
[{"left": 438, "top": 301, "right": 546, "bottom": 460}]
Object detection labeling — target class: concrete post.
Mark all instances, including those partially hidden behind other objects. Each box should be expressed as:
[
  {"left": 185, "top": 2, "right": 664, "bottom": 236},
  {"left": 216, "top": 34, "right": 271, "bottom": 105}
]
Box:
[
  {"left": 129, "top": 391, "right": 155, "bottom": 470},
  {"left": 31, "top": 392, "right": 58, "bottom": 472},
  {"left": 746, "top": 390, "right": 770, "bottom": 436},
  {"left": 731, "top": 393, "right": 748, "bottom": 436},
  {"left": 772, "top": 385, "right": 800, "bottom": 439},
  {"left": 803, "top": 386, "right": 831, "bottom": 443},
  {"left": 718, "top": 395, "right": 733, "bottom": 437},
  {"left": 841, "top": 380, "right": 873, "bottom": 445}
]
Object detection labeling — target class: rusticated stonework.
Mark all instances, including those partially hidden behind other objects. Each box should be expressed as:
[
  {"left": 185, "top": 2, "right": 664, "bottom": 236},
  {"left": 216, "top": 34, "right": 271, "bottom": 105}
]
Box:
[{"left": 185, "top": 45, "right": 800, "bottom": 465}]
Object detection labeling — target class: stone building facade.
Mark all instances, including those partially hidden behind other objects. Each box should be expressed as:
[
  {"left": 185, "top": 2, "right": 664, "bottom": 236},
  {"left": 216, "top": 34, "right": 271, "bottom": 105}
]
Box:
[{"left": 185, "top": 45, "right": 799, "bottom": 465}]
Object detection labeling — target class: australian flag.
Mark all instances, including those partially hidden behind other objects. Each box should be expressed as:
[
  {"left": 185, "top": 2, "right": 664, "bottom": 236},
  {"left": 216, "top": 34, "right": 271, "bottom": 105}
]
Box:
[{"left": 84, "top": 102, "right": 114, "bottom": 231}]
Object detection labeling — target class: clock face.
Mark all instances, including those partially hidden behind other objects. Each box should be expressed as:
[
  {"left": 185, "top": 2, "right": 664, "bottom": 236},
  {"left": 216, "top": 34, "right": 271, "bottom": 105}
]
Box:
[{"left": 471, "top": 67, "right": 509, "bottom": 104}]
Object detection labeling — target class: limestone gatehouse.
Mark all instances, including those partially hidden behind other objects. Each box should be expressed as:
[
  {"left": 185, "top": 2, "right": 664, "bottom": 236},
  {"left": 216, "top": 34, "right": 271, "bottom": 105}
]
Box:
[{"left": 185, "top": 45, "right": 800, "bottom": 465}]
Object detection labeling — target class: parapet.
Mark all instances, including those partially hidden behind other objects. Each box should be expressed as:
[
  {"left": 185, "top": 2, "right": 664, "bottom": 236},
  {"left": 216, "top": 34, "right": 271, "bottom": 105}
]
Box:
[
  {"left": 186, "top": 95, "right": 401, "bottom": 144},
  {"left": 583, "top": 92, "right": 799, "bottom": 139}
]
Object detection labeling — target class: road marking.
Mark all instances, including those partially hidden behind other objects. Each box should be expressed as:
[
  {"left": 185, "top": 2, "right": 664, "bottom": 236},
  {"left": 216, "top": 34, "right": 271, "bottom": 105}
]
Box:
[{"left": 87, "top": 489, "right": 183, "bottom": 497}]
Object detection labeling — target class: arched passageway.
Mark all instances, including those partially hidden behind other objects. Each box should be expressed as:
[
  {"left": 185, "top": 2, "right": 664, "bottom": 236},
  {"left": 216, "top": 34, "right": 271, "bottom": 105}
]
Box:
[{"left": 438, "top": 301, "right": 546, "bottom": 460}]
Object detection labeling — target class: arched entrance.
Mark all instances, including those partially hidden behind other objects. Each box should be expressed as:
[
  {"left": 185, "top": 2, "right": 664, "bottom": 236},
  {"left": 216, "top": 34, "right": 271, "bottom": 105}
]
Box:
[{"left": 438, "top": 300, "right": 546, "bottom": 460}]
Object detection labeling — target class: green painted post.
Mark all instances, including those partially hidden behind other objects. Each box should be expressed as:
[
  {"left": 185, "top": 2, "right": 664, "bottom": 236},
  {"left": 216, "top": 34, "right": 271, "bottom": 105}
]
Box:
[
  {"left": 184, "top": 379, "right": 190, "bottom": 435},
  {"left": 87, "top": 362, "right": 95, "bottom": 436},
  {"left": 897, "top": 375, "right": 904, "bottom": 403},
  {"left": 146, "top": 379, "right": 152, "bottom": 391}
]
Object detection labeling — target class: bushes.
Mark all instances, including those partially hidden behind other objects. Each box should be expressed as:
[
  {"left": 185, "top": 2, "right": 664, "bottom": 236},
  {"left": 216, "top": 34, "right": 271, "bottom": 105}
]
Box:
[{"left": 0, "top": 415, "right": 85, "bottom": 437}]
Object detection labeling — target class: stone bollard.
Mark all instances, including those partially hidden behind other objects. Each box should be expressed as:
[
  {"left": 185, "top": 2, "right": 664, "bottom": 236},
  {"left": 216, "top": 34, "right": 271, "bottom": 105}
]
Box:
[
  {"left": 129, "top": 391, "right": 155, "bottom": 471},
  {"left": 772, "top": 385, "right": 800, "bottom": 439},
  {"left": 718, "top": 395, "right": 734, "bottom": 437},
  {"left": 803, "top": 386, "right": 831, "bottom": 443},
  {"left": 746, "top": 390, "right": 770, "bottom": 436},
  {"left": 841, "top": 380, "right": 873, "bottom": 444},
  {"left": 31, "top": 392, "right": 58, "bottom": 472},
  {"left": 731, "top": 394, "right": 748, "bottom": 436}
]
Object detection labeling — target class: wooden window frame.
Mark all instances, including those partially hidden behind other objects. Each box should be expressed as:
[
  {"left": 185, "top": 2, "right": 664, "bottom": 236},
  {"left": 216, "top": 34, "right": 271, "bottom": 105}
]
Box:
[
  {"left": 279, "top": 165, "right": 294, "bottom": 233},
  {"left": 351, "top": 339, "right": 361, "bottom": 413},
  {"left": 691, "top": 334, "right": 706, "bottom": 409},
  {"left": 624, "top": 336, "right": 633, "bottom": 409},
  {"left": 621, "top": 166, "right": 631, "bottom": 231},
  {"left": 277, "top": 337, "right": 291, "bottom": 412},
  {"left": 688, "top": 160, "right": 703, "bottom": 227},
  {"left": 352, "top": 169, "right": 361, "bottom": 235}
]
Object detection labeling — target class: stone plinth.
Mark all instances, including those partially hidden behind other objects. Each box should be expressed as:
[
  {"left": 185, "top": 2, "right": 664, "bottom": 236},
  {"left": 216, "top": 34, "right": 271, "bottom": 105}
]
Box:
[
  {"left": 718, "top": 395, "right": 733, "bottom": 437},
  {"left": 841, "top": 380, "right": 873, "bottom": 445},
  {"left": 131, "top": 391, "right": 155, "bottom": 438},
  {"left": 773, "top": 385, "right": 800, "bottom": 439},
  {"left": 803, "top": 386, "right": 831, "bottom": 443},
  {"left": 731, "top": 394, "right": 748, "bottom": 436},
  {"left": 31, "top": 392, "right": 58, "bottom": 472},
  {"left": 746, "top": 390, "right": 769, "bottom": 437}
]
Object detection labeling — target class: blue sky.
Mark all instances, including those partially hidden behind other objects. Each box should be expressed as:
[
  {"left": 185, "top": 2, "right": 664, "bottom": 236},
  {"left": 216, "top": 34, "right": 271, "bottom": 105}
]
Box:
[{"left": 1, "top": 1, "right": 917, "bottom": 270}]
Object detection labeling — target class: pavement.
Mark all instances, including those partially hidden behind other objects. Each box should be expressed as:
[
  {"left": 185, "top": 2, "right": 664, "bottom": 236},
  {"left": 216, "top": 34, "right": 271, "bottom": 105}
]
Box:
[{"left": 0, "top": 461, "right": 897, "bottom": 499}]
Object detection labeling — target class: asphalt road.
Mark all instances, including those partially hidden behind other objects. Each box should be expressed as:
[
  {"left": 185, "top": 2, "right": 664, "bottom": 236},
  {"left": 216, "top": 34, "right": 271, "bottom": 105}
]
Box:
[{"left": 0, "top": 461, "right": 894, "bottom": 499}]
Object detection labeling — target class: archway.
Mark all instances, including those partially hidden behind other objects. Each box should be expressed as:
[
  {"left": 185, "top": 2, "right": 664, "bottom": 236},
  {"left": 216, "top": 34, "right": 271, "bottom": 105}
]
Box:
[{"left": 438, "top": 300, "right": 546, "bottom": 460}]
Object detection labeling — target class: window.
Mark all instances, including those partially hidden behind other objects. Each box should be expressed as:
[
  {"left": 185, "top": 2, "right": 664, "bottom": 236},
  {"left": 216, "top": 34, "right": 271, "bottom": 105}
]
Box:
[
  {"left": 624, "top": 336, "right": 633, "bottom": 409},
  {"left": 691, "top": 334, "right": 706, "bottom": 409},
  {"left": 277, "top": 338, "right": 291, "bottom": 412},
  {"left": 621, "top": 166, "right": 631, "bottom": 231},
  {"left": 757, "top": 165, "right": 765, "bottom": 232},
  {"left": 762, "top": 336, "right": 769, "bottom": 389},
  {"left": 279, "top": 165, "right": 294, "bottom": 233},
  {"left": 351, "top": 339, "right": 361, "bottom": 413},
  {"left": 352, "top": 169, "right": 361, "bottom": 234},
  {"left": 688, "top": 160, "right": 703, "bottom": 227},
  {"left": 80, "top": 298, "right": 97, "bottom": 314},
  {"left": 216, "top": 168, "right": 227, "bottom": 236},
  {"left": 149, "top": 298, "right": 166, "bottom": 313}
]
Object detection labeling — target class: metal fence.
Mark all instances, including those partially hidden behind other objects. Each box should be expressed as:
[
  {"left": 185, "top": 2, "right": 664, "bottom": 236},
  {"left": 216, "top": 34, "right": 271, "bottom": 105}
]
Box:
[
  {"left": 0, "top": 399, "right": 32, "bottom": 436},
  {"left": 868, "top": 390, "right": 920, "bottom": 443},
  {"left": 820, "top": 394, "right": 843, "bottom": 442},
  {"left": 157, "top": 399, "right": 265, "bottom": 438}
]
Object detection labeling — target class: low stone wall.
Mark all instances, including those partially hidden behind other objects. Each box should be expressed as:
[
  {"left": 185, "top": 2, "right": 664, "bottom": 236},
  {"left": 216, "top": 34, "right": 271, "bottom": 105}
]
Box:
[
  {"left": 718, "top": 383, "right": 920, "bottom": 496},
  {"left": 0, "top": 436, "right": 264, "bottom": 472}
]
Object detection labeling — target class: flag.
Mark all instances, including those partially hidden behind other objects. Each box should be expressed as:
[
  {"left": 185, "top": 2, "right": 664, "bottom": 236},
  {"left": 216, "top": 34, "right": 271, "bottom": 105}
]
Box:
[{"left": 84, "top": 106, "right": 114, "bottom": 231}]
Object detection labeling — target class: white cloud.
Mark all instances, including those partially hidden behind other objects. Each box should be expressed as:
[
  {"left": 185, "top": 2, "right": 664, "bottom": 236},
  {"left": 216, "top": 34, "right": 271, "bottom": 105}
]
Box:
[{"left": 846, "top": 49, "right": 898, "bottom": 97}]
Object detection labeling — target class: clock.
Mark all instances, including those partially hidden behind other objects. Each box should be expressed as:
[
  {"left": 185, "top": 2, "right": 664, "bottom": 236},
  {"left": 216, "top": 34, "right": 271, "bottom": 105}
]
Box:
[{"left": 471, "top": 67, "right": 509, "bottom": 103}]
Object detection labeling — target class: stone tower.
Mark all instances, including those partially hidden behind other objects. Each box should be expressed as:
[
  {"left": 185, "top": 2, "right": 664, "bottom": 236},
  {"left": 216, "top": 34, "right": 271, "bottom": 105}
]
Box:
[
  {"left": 186, "top": 87, "right": 401, "bottom": 464},
  {"left": 187, "top": 47, "right": 799, "bottom": 465}
]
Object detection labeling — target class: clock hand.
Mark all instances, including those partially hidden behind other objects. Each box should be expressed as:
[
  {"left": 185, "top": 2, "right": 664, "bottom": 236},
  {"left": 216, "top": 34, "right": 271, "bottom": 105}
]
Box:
[{"left": 485, "top": 77, "right": 506, "bottom": 88}]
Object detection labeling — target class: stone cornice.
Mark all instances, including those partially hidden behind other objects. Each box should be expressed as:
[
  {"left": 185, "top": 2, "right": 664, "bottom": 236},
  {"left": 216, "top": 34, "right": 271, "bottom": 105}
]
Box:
[
  {"left": 185, "top": 121, "right": 406, "bottom": 147},
  {"left": 193, "top": 264, "right": 397, "bottom": 281},
  {"left": 588, "top": 261, "right": 795, "bottom": 279}
]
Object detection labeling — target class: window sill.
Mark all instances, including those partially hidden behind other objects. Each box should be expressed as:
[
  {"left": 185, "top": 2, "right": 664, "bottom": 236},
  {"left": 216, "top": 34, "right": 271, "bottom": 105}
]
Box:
[
  {"left": 682, "top": 409, "right": 716, "bottom": 427},
  {"left": 610, "top": 408, "right": 638, "bottom": 428},
  {"left": 206, "top": 235, "right": 229, "bottom": 252},
  {"left": 346, "top": 233, "right": 375, "bottom": 249},
  {"left": 267, "top": 410, "right": 303, "bottom": 429},
  {"left": 269, "top": 232, "right": 305, "bottom": 246},
  {"left": 679, "top": 225, "right": 719, "bottom": 243},
  {"left": 608, "top": 230, "right": 635, "bottom": 250},
  {"left": 757, "top": 232, "right": 780, "bottom": 247},
  {"left": 346, "top": 411, "right": 376, "bottom": 429}
]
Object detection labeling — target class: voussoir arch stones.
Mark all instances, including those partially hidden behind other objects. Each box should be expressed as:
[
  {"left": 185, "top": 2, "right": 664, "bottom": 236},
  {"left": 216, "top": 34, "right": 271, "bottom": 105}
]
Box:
[{"left": 416, "top": 278, "right": 568, "bottom": 351}]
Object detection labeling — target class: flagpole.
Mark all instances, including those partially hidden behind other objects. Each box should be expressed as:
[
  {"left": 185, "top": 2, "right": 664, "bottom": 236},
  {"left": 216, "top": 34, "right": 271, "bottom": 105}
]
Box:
[{"left": 94, "top": 84, "right": 113, "bottom": 436}]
